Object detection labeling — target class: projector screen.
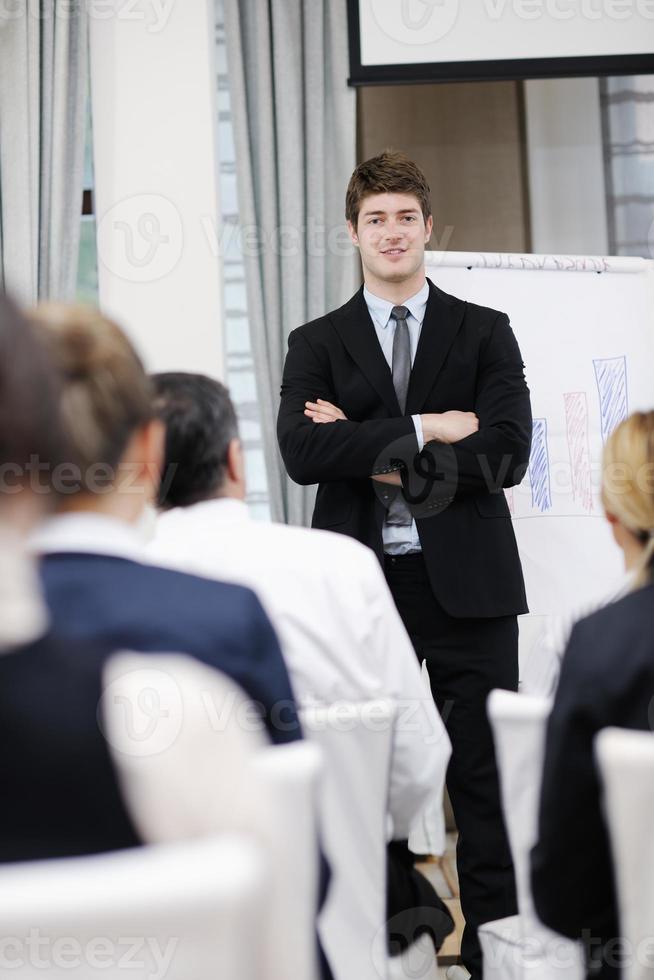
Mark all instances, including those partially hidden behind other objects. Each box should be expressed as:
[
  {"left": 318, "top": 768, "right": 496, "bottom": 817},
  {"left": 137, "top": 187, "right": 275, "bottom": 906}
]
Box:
[{"left": 348, "top": 0, "right": 654, "bottom": 84}]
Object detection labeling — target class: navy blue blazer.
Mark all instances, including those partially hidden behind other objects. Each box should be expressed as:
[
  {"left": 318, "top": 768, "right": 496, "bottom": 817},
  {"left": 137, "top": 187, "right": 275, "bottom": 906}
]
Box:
[
  {"left": 40, "top": 552, "right": 302, "bottom": 746},
  {"left": 531, "top": 582, "right": 654, "bottom": 980},
  {"left": 0, "top": 630, "right": 141, "bottom": 862}
]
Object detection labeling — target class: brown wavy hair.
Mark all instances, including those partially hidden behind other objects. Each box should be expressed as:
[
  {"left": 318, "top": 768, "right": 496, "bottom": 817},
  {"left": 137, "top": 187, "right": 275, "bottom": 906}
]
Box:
[{"left": 345, "top": 151, "right": 432, "bottom": 227}]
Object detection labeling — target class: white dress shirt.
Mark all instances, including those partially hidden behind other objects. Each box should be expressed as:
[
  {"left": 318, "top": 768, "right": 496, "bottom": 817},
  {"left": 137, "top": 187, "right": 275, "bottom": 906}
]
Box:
[
  {"left": 30, "top": 512, "right": 148, "bottom": 561},
  {"left": 0, "top": 524, "right": 48, "bottom": 652},
  {"left": 364, "top": 280, "right": 428, "bottom": 555},
  {"left": 147, "top": 497, "right": 451, "bottom": 839}
]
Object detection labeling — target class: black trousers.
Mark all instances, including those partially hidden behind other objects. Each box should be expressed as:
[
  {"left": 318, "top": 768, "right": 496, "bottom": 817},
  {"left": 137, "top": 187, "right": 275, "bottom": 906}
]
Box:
[
  {"left": 386, "top": 840, "right": 454, "bottom": 956},
  {"left": 385, "top": 553, "right": 519, "bottom": 980},
  {"left": 585, "top": 937, "right": 623, "bottom": 980}
]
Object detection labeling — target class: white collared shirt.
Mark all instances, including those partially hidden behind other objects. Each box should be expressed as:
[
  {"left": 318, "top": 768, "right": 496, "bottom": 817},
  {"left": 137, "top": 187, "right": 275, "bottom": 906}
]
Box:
[
  {"left": 30, "top": 512, "right": 146, "bottom": 562},
  {"left": 0, "top": 523, "right": 48, "bottom": 652},
  {"left": 363, "top": 280, "right": 428, "bottom": 555},
  {"left": 146, "top": 497, "right": 451, "bottom": 840}
]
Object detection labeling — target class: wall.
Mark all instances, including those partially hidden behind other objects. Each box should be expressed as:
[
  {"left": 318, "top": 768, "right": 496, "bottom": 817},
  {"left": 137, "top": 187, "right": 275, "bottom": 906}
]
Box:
[
  {"left": 524, "top": 78, "right": 609, "bottom": 256},
  {"left": 89, "top": 0, "right": 224, "bottom": 376},
  {"left": 358, "top": 81, "right": 530, "bottom": 254}
]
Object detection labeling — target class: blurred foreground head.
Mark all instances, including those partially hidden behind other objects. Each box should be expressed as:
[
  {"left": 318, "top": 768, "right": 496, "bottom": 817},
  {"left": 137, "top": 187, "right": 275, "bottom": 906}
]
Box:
[
  {"left": 602, "top": 410, "right": 654, "bottom": 587},
  {"left": 0, "top": 292, "right": 68, "bottom": 527},
  {"left": 151, "top": 372, "right": 244, "bottom": 510},
  {"left": 31, "top": 304, "right": 163, "bottom": 522}
]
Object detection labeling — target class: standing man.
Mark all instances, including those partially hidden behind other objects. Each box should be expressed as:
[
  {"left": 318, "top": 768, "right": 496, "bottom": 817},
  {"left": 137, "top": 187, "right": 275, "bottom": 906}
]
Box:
[{"left": 277, "top": 151, "right": 532, "bottom": 979}]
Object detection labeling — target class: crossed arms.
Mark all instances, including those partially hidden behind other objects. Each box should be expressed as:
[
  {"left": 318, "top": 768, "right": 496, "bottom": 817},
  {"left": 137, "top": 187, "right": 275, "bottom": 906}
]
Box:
[
  {"left": 304, "top": 399, "right": 480, "bottom": 487},
  {"left": 277, "top": 313, "right": 532, "bottom": 504}
]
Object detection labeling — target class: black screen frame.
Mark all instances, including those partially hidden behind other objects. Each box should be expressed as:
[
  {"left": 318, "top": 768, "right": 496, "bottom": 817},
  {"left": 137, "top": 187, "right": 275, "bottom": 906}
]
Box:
[{"left": 347, "top": 0, "right": 654, "bottom": 86}]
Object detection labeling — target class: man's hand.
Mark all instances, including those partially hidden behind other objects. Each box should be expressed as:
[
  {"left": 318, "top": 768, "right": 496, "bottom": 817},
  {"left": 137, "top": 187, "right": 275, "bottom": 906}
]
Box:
[
  {"left": 304, "top": 399, "right": 348, "bottom": 424},
  {"left": 421, "top": 411, "right": 479, "bottom": 443},
  {"left": 303, "top": 400, "right": 402, "bottom": 486},
  {"left": 371, "top": 472, "right": 402, "bottom": 486}
]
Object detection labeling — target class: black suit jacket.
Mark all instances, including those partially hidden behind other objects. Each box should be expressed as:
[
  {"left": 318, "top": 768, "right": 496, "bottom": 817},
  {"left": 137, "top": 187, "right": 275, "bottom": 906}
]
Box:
[
  {"left": 277, "top": 279, "right": 532, "bottom": 618},
  {"left": 531, "top": 583, "right": 654, "bottom": 978}
]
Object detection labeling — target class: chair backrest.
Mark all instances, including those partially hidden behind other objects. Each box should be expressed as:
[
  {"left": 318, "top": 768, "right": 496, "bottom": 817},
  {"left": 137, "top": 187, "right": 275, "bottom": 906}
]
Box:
[
  {"left": 596, "top": 727, "right": 654, "bottom": 980},
  {"left": 408, "top": 659, "right": 447, "bottom": 858},
  {"left": 103, "top": 652, "right": 322, "bottom": 980},
  {"left": 488, "top": 689, "right": 585, "bottom": 978},
  {"left": 300, "top": 699, "right": 396, "bottom": 980},
  {"left": 487, "top": 689, "right": 552, "bottom": 926},
  {"left": 251, "top": 741, "right": 323, "bottom": 980},
  {"left": 101, "top": 651, "right": 268, "bottom": 841},
  {"left": 0, "top": 835, "right": 266, "bottom": 980}
]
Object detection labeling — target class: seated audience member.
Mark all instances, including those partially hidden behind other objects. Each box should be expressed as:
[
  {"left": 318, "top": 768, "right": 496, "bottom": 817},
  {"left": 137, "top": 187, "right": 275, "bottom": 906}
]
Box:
[
  {"left": 146, "top": 371, "right": 454, "bottom": 955},
  {"left": 0, "top": 292, "right": 141, "bottom": 862},
  {"left": 531, "top": 411, "right": 654, "bottom": 980},
  {"left": 29, "top": 305, "right": 300, "bottom": 746},
  {"left": 1, "top": 295, "right": 325, "bottom": 979}
]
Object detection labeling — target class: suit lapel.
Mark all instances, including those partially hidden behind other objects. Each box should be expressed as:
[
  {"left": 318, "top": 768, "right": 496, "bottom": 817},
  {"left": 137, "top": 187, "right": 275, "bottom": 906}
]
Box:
[
  {"left": 330, "top": 279, "right": 467, "bottom": 417},
  {"left": 330, "top": 287, "right": 401, "bottom": 416},
  {"left": 406, "top": 278, "right": 466, "bottom": 414}
]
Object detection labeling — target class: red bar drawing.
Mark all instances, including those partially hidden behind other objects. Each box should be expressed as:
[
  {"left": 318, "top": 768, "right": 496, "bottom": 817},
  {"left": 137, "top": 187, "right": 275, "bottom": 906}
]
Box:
[{"left": 564, "top": 392, "right": 593, "bottom": 512}]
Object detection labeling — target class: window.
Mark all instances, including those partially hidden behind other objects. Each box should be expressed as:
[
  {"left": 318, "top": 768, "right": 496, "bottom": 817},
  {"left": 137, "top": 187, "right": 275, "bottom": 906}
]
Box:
[
  {"left": 602, "top": 75, "right": 654, "bottom": 257},
  {"left": 215, "top": 0, "right": 271, "bottom": 520},
  {"left": 76, "top": 99, "right": 98, "bottom": 303}
]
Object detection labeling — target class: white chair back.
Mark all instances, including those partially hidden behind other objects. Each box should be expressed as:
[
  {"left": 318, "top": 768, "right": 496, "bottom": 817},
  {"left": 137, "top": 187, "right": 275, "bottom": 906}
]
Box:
[
  {"left": 487, "top": 690, "right": 551, "bottom": 926},
  {"left": 252, "top": 741, "right": 323, "bottom": 980},
  {"left": 0, "top": 835, "right": 266, "bottom": 980},
  {"left": 103, "top": 653, "right": 322, "bottom": 980},
  {"left": 408, "top": 659, "right": 447, "bottom": 858},
  {"left": 100, "top": 652, "right": 268, "bottom": 841},
  {"left": 301, "top": 700, "right": 395, "bottom": 980},
  {"left": 596, "top": 727, "right": 654, "bottom": 980},
  {"left": 487, "top": 689, "right": 585, "bottom": 978}
]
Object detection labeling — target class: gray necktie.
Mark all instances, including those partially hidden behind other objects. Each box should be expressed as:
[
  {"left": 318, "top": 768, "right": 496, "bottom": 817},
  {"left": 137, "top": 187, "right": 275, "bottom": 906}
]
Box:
[
  {"left": 386, "top": 305, "right": 413, "bottom": 528},
  {"left": 391, "top": 305, "right": 411, "bottom": 413}
]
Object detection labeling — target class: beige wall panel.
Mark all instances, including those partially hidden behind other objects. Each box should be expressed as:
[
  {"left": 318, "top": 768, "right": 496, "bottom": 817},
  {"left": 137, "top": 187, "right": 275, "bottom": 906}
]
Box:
[{"left": 358, "top": 82, "right": 529, "bottom": 254}]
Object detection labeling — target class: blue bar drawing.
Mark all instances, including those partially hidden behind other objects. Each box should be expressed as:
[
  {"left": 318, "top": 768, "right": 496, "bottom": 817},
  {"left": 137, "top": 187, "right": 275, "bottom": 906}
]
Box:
[
  {"left": 529, "top": 418, "right": 552, "bottom": 512},
  {"left": 593, "top": 356, "right": 628, "bottom": 443}
]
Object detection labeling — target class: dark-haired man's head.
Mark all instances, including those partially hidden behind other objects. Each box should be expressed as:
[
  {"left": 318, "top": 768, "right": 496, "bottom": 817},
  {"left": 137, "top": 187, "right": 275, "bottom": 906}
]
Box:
[
  {"left": 345, "top": 151, "right": 433, "bottom": 296},
  {"left": 0, "top": 292, "right": 69, "bottom": 527},
  {"left": 152, "top": 373, "right": 245, "bottom": 510},
  {"left": 345, "top": 150, "right": 432, "bottom": 228}
]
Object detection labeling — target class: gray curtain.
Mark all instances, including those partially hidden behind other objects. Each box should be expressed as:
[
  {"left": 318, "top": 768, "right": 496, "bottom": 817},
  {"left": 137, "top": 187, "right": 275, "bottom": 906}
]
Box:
[
  {"left": 0, "top": 1, "right": 88, "bottom": 304},
  {"left": 601, "top": 76, "right": 654, "bottom": 257},
  {"left": 223, "top": 0, "right": 357, "bottom": 526}
]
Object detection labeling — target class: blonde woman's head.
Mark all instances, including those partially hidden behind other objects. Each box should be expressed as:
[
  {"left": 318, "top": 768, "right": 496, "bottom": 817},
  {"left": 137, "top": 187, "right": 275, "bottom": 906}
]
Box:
[
  {"left": 602, "top": 411, "right": 654, "bottom": 588},
  {"left": 31, "top": 305, "right": 162, "bottom": 516}
]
